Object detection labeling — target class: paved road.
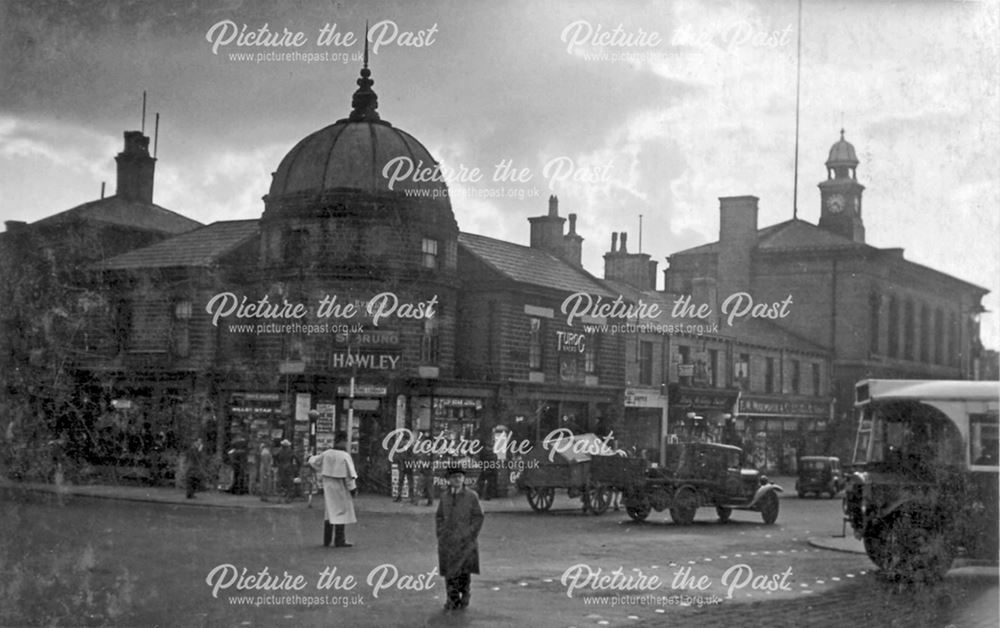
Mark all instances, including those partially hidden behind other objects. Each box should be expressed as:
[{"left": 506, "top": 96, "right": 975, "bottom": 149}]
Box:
[{"left": 1, "top": 485, "right": 996, "bottom": 627}]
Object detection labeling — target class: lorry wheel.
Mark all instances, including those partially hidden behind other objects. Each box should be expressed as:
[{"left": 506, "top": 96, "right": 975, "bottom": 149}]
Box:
[
  {"left": 716, "top": 507, "right": 732, "bottom": 523},
  {"left": 526, "top": 487, "right": 555, "bottom": 513},
  {"left": 863, "top": 523, "right": 891, "bottom": 571},
  {"left": 759, "top": 490, "right": 779, "bottom": 524},
  {"left": 626, "top": 502, "right": 651, "bottom": 522},
  {"left": 882, "top": 512, "right": 954, "bottom": 582},
  {"left": 670, "top": 488, "right": 698, "bottom": 525}
]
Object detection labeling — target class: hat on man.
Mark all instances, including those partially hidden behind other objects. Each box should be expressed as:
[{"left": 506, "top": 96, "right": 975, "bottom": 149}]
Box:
[
  {"left": 280, "top": 439, "right": 291, "bottom": 446},
  {"left": 445, "top": 465, "right": 467, "bottom": 477}
]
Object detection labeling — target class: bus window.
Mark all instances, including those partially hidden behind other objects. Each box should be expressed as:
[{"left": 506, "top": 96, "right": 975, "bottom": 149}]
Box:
[{"left": 971, "top": 413, "right": 999, "bottom": 466}]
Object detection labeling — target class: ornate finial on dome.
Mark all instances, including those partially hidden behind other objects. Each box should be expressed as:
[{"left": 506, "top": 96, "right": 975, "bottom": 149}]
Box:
[
  {"left": 840, "top": 128, "right": 845, "bottom": 140},
  {"left": 349, "top": 21, "right": 380, "bottom": 122}
]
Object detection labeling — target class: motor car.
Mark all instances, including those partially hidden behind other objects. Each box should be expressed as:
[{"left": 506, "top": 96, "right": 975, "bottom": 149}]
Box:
[{"left": 795, "top": 456, "right": 844, "bottom": 498}]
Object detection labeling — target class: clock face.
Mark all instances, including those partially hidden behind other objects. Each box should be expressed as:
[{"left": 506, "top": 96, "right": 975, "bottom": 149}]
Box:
[{"left": 826, "top": 194, "right": 846, "bottom": 213}]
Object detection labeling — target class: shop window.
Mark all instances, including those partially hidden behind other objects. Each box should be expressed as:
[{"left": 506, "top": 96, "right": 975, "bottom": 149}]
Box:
[
  {"left": 764, "top": 357, "right": 775, "bottom": 393},
  {"left": 638, "top": 341, "right": 653, "bottom": 386},
  {"left": 528, "top": 317, "right": 543, "bottom": 370},
  {"left": 421, "top": 237, "right": 439, "bottom": 270},
  {"left": 790, "top": 359, "right": 800, "bottom": 394}
]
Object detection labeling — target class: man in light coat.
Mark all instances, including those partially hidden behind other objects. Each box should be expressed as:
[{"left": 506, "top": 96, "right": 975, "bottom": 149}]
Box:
[
  {"left": 436, "top": 466, "right": 484, "bottom": 610},
  {"left": 308, "top": 432, "right": 358, "bottom": 548}
]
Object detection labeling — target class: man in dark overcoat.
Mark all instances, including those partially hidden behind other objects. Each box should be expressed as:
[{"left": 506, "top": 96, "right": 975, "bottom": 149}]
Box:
[{"left": 435, "top": 466, "right": 484, "bottom": 610}]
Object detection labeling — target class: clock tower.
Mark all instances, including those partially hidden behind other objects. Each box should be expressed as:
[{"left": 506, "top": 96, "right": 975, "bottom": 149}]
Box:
[{"left": 818, "top": 129, "right": 865, "bottom": 243}]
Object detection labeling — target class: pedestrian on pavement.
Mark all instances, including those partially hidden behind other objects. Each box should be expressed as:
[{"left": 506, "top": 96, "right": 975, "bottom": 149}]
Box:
[
  {"left": 474, "top": 429, "right": 497, "bottom": 501},
  {"left": 436, "top": 466, "right": 484, "bottom": 611},
  {"left": 227, "top": 432, "right": 249, "bottom": 495},
  {"left": 258, "top": 439, "right": 275, "bottom": 501},
  {"left": 414, "top": 434, "right": 436, "bottom": 506},
  {"left": 184, "top": 437, "right": 206, "bottom": 499},
  {"left": 308, "top": 432, "right": 358, "bottom": 548},
  {"left": 275, "top": 439, "right": 298, "bottom": 503},
  {"left": 393, "top": 445, "right": 414, "bottom": 502}
]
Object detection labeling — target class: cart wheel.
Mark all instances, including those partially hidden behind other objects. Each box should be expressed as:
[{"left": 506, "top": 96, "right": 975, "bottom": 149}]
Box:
[
  {"left": 759, "top": 490, "right": 780, "bottom": 525},
  {"left": 626, "top": 502, "right": 651, "bottom": 522},
  {"left": 670, "top": 487, "right": 698, "bottom": 525},
  {"left": 716, "top": 506, "right": 732, "bottom": 523},
  {"left": 526, "top": 487, "right": 555, "bottom": 513},
  {"left": 585, "top": 484, "right": 611, "bottom": 516}
]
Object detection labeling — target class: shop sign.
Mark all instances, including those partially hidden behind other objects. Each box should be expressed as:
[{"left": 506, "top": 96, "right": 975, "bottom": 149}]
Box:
[
  {"left": 337, "top": 384, "right": 388, "bottom": 397},
  {"left": 738, "top": 397, "right": 830, "bottom": 417},
  {"left": 668, "top": 385, "right": 737, "bottom": 411},
  {"left": 231, "top": 406, "right": 278, "bottom": 414},
  {"left": 233, "top": 392, "right": 281, "bottom": 402},
  {"left": 334, "top": 329, "right": 400, "bottom": 346},
  {"left": 344, "top": 399, "right": 380, "bottom": 411},
  {"left": 328, "top": 350, "right": 401, "bottom": 370},
  {"left": 624, "top": 388, "right": 660, "bottom": 407},
  {"left": 556, "top": 330, "right": 586, "bottom": 353}
]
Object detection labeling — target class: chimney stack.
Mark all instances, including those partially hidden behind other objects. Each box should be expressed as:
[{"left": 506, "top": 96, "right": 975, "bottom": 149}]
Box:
[
  {"left": 717, "top": 195, "right": 759, "bottom": 298},
  {"left": 561, "top": 212, "right": 583, "bottom": 267},
  {"left": 603, "top": 230, "right": 657, "bottom": 290},
  {"left": 115, "top": 130, "right": 156, "bottom": 203}
]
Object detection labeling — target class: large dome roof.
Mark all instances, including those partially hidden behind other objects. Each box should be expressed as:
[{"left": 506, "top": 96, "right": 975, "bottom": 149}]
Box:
[
  {"left": 268, "top": 121, "right": 445, "bottom": 197},
  {"left": 266, "top": 60, "right": 449, "bottom": 200}
]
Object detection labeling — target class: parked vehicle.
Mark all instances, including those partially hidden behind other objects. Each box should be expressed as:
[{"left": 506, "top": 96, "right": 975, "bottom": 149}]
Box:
[
  {"left": 843, "top": 379, "right": 999, "bottom": 582},
  {"left": 796, "top": 456, "right": 844, "bottom": 498},
  {"left": 515, "top": 433, "right": 637, "bottom": 515},
  {"left": 622, "top": 442, "right": 783, "bottom": 525}
]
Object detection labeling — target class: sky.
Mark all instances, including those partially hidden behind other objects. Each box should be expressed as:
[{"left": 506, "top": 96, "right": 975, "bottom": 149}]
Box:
[{"left": 1, "top": 0, "right": 998, "bottom": 349}]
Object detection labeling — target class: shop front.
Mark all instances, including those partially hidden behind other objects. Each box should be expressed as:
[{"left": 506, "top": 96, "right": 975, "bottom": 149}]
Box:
[
  {"left": 735, "top": 395, "right": 834, "bottom": 474},
  {"left": 666, "top": 384, "right": 741, "bottom": 449},
  {"left": 621, "top": 387, "right": 668, "bottom": 465}
]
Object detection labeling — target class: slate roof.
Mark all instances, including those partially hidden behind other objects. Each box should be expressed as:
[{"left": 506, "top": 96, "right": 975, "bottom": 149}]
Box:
[
  {"left": 31, "top": 196, "right": 202, "bottom": 235},
  {"left": 671, "top": 218, "right": 986, "bottom": 292},
  {"left": 458, "top": 232, "right": 614, "bottom": 296},
  {"left": 599, "top": 278, "right": 827, "bottom": 354},
  {"left": 670, "top": 219, "right": 861, "bottom": 257},
  {"left": 95, "top": 220, "right": 259, "bottom": 270}
]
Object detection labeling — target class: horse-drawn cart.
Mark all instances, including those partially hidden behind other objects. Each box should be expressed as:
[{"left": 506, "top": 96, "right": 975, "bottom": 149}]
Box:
[{"left": 515, "top": 433, "right": 644, "bottom": 515}]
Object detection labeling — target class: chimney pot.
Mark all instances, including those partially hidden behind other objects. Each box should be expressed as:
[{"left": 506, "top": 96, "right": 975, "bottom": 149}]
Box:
[
  {"left": 611, "top": 232, "right": 618, "bottom": 252},
  {"left": 568, "top": 213, "right": 577, "bottom": 234},
  {"left": 620, "top": 232, "right": 628, "bottom": 253},
  {"left": 548, "top": 195, "right": 559, "bottom": 216}
]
